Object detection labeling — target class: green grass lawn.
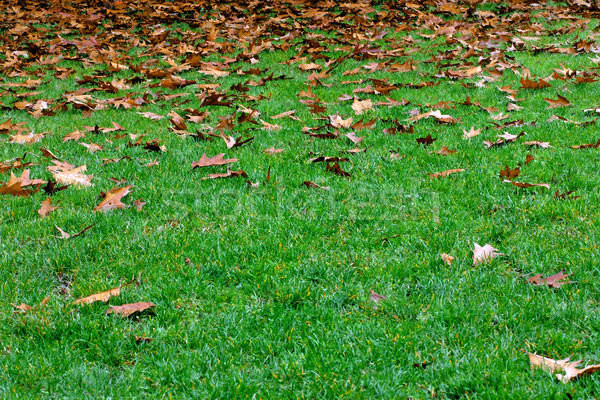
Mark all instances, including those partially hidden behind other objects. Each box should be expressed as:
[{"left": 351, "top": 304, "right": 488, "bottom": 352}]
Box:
[{"left": 2, "top": 0, "right": 600, "bottom": 398}]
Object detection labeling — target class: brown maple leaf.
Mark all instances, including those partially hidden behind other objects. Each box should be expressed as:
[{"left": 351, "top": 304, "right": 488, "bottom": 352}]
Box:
[{"left": 192, "top": 153, "right": 238, "bottom": 168}]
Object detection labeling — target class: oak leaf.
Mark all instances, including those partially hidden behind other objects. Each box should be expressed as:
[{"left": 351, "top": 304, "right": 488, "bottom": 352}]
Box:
[
  {"left": 428, "top": 168, "right": 465, "bottom": 179},
  {"left": 106, "top": 302, "right": 155, "bottom": 318},
  {"left": 192, "top": 153, "right": 237, "bottom": 168},
  {"left": 302, "top": 181, "right": 330, "bottom": 190},
  {"left": 38, "top": 198, "right": 58, "bottom": 218},
  {"left": 528, "top": 271, "right": 573, "bottom": 288},
  {"left": 527, "top": 353, "right": 600, "bottom": 383},
  {"left": 74, "top": 280, "right": 133, "bottom": 305},
  {"left": 93, "top": 185, "right": 133, "bottom": 213},
  {"left": 352, "top": 98, "right": 373, "bottom": 115},
  {"left": 472, "top": 243, "right": 505, "bottom": 265}
]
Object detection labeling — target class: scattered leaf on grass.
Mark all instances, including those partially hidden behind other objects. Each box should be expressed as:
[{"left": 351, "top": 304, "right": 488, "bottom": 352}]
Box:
[
  {"left": 472, "top": 243, "right": 505, "bottom": 265},
  {"left": 503, "top": 180, "right": 550, "bottom": 189},
  {"left": 441, "top": 253, "right": 454, "bottom": 266},
  {"left": 463, "top": 126, "right": 482, "bottom": 139},
  {"left": 528, "top": 271, "right": 573, "bottom": 288},
  {"left": 325, "top": 162, "right": 351, "bottom": 177},
  {"left": 527, "top": 353, "right": 600, "bottom": 383},
  {"left": 302, "top": 181, "right": 330, "bottom": 190},
  {"left": 74, "top": 279, "right": 134, "bottom": 305},
  {"left": 106, "top": 302, "right": 155, "bottom": 318},
  {"left": 93, "top": 185, "right": 133, "bottom": 213},
  {"left": 38, "top": 198, "right": 58, "bottom": 218},
  {"left": 192, "top": 153, "right": 237, "bottom": 168},
  {"left": 55, "top": 224, "right": 94, "bottom": 240},
  {"left": 429, "top": 168, "right": 465, "bottom": 179}
]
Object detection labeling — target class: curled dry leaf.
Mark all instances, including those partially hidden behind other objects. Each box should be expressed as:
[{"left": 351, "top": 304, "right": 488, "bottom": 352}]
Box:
[
  {"left": 434, "top": 146, "right": 456, "bottom": 156},
  {"left": 54, "top": 223, "right": 94, "bottom": 240},
  {"left": 503, "top": 180, "right": 550, "bottom": 189},
  {"left": 223, "top": 135, "right": 254, "bottom": 149},
  {"left": 428, "top": 168, "right": 465, "bottom": 179},
  {"left": 472, "top": 243, "right": 505, "bottom": 265},
  {"left": 260, "top": 119, "right": 281, "bottom": 131},
  {"left": 369, "top": 290, "right": 386, "bottom": 309},
  {"left": 74, "top": 279, "right": 134, "bottom": 305},
  {"left": 345, "top": 132, "right": 365, "bottom": 144},
  {"left": 523, "top": 141, "right": 553, "bottom": 148},
  {"left": 264, "top": 147, "right": 284, "bottom": 155},
  {"left": 325, "top": 162, "right": 351, "bottom": 177},
  {"left": 499, "top": 166, "right": 521, "bottom": 180},
  {"left": 10, "top": 131, "right": 46, "bottom": 144},
  {"left": 570, "top": 138, "right": 600, "bottom": 149},
  {"left": 302, "top": 181, "right": 330, "bottom": 190},
  {"left": 520, "top": 77, "right": 551, "bottom": 89},
  {"left": 416, "top": 134, "right": 436, "bottom": 145},
  {"left": 329, "top": 114, "right": 353, "bottom": 128},
  {"left": 106, "top": 301, "right": 155, "bottom": 318},
  {"left": 441, "top": 253, "right": 454, "bottom": 266},
  {"left": 201, "top": 169, "right": 248, "bottom": 180}
]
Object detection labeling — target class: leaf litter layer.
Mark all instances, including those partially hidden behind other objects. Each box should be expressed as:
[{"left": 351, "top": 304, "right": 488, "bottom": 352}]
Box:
[{"left": 2, "top": 0, "right": 600, "bottom": 397}]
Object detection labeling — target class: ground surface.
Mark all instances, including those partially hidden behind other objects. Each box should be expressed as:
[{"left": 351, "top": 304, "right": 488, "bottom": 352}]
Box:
[{"left": 1, "top": 0, "right": 600, "bottom": 398}]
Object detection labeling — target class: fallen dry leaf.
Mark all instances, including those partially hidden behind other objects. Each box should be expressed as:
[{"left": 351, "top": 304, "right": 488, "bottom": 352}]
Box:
[
  {"left": 369, "top": 290, "right": 386, "bottom": 309},
  {"left": 201, "top": 169, "right": 248, "bottom": 180},
  {"left": 472, "top": 243, "right": 505, "bottom": 265},
  {"left": 106, "top": 302, "right": 155, "bottom": 318},
  {"left": 38, "top": 198, "right": 58, "bottom": 218},
  {"left": 74, "top": 279, "right": 134, "bottom": 305},
  {"left": 544, "top": 94, "right": 570, "bottom": 109},
  {"left": 527, "top": 353, "right": 600, "bottom": 383},
  {"left": 528, "top": 271, "right": 573, "bottom": 288},
  {"left": 55, "top": 224, "right": 94, "bottom": 240},
  {"left": 93, "top": 185, "right": 133, "bottom": 213},
  {"left": 264, "top": 147, "right": 284, "bottom": 155},
  {"left": 463, "top": 127, "right": 482, "bottom": 139},
  {"left": 352, "top": 98, "right": 373, "bottom": 115},
  {"left": 302, "top": 181, "right": 330, "bottom": 190},
  {"left": 428, "top": 168, "right": 465, "bottom": 179},
  {"left": 192, "top": 153, "right": 238, "bottom": 168},
  {"left": 441, "top": 253, "right": 454, "bottom": 266},
  {"left": 503, "top": 180, "right": 550, "bottom": 189}
]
